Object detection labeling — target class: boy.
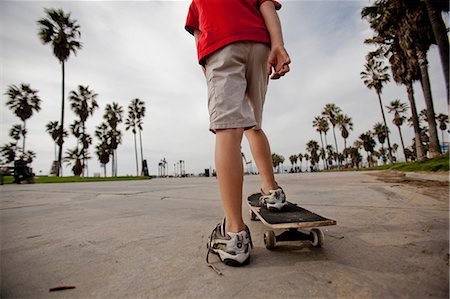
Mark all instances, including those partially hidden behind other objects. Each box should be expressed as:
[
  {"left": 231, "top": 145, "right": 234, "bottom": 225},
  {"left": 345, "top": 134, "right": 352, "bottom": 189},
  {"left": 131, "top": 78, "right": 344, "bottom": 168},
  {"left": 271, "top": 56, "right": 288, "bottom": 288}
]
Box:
[{"left": 185, "top": 0, "right": 291, "bottom": 267}]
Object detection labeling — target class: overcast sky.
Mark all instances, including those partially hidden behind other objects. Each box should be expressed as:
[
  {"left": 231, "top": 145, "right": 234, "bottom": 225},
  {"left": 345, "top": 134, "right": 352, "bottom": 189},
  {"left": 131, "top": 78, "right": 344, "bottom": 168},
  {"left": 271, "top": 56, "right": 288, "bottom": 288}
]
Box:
[{"left": 1, "top": 0, "right": 448, "bottom": 176}]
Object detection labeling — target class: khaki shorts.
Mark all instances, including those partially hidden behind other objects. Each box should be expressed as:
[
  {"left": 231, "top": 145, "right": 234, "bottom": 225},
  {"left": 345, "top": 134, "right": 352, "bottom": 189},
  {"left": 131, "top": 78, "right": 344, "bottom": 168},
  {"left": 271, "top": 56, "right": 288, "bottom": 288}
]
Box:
[{"left": 205, "top": 41, "right": 270, "bottom": 133}]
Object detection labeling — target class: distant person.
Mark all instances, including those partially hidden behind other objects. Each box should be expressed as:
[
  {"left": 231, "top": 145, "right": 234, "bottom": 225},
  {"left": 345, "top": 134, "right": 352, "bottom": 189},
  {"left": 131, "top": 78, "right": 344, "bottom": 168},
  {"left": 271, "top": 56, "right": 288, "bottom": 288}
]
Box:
[
  {"left": 185, "top": 0, "right": 291, "bottom": 267},
  {"left": 13, "top": 155, "right": 33, "bottom": 184}
]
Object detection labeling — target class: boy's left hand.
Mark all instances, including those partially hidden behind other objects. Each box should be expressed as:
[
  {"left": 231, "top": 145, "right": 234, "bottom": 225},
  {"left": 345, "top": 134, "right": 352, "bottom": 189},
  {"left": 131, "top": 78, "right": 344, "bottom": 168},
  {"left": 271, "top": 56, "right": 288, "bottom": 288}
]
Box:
[{"left": 267, "top": 45, "right": 291, "bottom": 80}]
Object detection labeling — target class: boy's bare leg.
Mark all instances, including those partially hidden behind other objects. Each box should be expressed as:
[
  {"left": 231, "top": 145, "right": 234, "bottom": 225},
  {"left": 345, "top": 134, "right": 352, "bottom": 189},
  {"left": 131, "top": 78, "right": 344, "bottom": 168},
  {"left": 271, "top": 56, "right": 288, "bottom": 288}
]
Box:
[
  {"left": 245, "top": 129, "right": 278, "bottom": 193},
  {"left": 215, "top": 128, "right": 246, "bottom": 233}
]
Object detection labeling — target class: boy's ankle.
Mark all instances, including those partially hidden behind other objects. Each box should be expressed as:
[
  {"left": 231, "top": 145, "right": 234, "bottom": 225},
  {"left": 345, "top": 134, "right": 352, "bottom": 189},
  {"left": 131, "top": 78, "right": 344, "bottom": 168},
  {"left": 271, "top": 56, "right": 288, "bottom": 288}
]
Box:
[
  {"left": 225, "top": 221, "right": 246, "bottom": 233},
  {"left": 261, "top": 183, "right": 279, "bottom": 194}
]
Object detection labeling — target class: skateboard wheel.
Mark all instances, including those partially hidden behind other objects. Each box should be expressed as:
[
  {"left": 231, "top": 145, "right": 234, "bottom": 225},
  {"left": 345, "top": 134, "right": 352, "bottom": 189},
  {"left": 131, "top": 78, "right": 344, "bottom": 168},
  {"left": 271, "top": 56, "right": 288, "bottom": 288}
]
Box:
[
  {"left": 310, "top": 228, "right": 324, "bottom": 247},
  {"left": 249, "top": 210, "right": 257, "bottom": 221},
  {"left": 264, "top": 231, "right": 276, "bottom": 250}
]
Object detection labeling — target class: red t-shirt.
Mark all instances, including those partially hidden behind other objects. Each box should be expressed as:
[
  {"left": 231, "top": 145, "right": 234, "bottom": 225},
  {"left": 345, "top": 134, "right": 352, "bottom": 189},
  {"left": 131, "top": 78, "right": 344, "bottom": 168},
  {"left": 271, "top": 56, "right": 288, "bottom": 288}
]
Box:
[{"left": 185, "top": 0, "right": 281, "bottom": 65}]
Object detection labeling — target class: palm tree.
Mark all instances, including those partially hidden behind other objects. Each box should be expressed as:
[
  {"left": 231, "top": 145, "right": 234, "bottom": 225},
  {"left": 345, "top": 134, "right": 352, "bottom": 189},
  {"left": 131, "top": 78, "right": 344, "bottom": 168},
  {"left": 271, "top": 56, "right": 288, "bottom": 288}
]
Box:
[
  {"left": 64, "top": 147, "right": 83, "bottom": 176},
  {"left": 312, "top": 115, "right": 329, "bottom": 169},
  {"left": 423, "top": 0, "right": 449, "bottom": 104},
  {"left": 298, "top": 153, "right": 303, "bottom": 172},
  {"left": 306, "top": 140, "right": 320, "bottom": 171},
  {"left": 336, "top": 114, "right": 353, "bottom": 151},
  {"left": 387, "top": 99, "right": 409, "bottom": 161},
  {"left": 9, "top": 124, "right": 24, "bottom": 156},
  {"left": 0, "top": 143, "right": 18, "bottom": 164},
  {"left": 348, "top": 145, "right": 362, "bottom": 169},
  {"left": 392, "top": 143, "right": 399, "bottom": 161},
  {"left": 436, "top": 113, "right": 448, "bottom": 149},
  {"left": 373, "top": 122, "right": 388, "bottom": 163},
  {"left": 380, "top": 37, "right": 425, "bottom": 160},
  {"left": 37, "top": 8, "right": 82, "bottom": 176},
  {"left": 360, "top": 57, "right": 394, "bottom": 164},
  {"left": 373, "top": 122, "right": 389, "bottom": 163},
  {"left": 289, "top": 155, "right": 298, "bottom": 172},
  {"left": 304, "top": 153, "right": 310, "bottom": 172},
  {"left": 69, "top": 119, "right": 81, "bottom": 139},
  {"left": 27, "top": 150, "right": 36, "bottom": 162},
  {"left": 125, "top": 109, "right": 139, "bottom": 176},
  {"left": 95, "top": 122, "right": 110, "bottom": 177},
  {"left": 104, "top": 102, "right": 123, "bottom": 176},
  {"left": 362, "top": 0, "right": 440, "bottom": 158},
  {"left": 271, "top": 153, "right": 285, "bottom": 173},
  {"left": 407, "top": 1, "right": 441, "bottom": 158},
  {"left": 359, "top": 131, "right": 376, "bottom": 167},
  {"left": 5, "top": 84, "right": 41, "bottom": 154},
  {"left": 69, "top": 85, "right": 98, "bottom": 176},
  {"left": 46, "top": 121, "right": 59, "bottom": 161},
  {"left": 325, "top": 145, "right": 335, "bottom": 168},
  {"left": 128, "top": 98, "right": 146, "bottom": 173},
  {"left": 95, "top": 143, "right": 110, "bottom": 178},
  {"left": 322, "top": 104, "right": 342, "bottom": 164}
]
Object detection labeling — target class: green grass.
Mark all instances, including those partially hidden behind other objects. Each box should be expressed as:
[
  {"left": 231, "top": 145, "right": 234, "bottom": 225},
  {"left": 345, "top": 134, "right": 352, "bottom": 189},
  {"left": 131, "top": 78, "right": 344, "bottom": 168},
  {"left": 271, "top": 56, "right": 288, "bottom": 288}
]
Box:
[
  {"left": 369, "top": 152, "right": 449, "bottom": 172},
  {"left": 1, "top": 175, "right": 151, "bottom": 185}
]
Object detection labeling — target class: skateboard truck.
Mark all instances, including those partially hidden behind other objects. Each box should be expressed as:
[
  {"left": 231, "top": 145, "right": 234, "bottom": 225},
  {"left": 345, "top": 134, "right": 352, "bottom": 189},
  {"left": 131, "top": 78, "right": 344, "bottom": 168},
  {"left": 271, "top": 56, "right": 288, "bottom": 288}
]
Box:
[{"left": 263, "top": 228, "right": 324, "bottom": 250}]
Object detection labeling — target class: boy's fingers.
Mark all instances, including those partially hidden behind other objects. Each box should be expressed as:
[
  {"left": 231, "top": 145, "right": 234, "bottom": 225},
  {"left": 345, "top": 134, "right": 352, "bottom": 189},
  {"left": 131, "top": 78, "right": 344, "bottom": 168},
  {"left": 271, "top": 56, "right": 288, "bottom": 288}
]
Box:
[
  {"left": 281, "top": 63, "right": 290, "bottom": 74},
  {"left": 267, "top": 62, "right": 272, "bottom": 76},
  {"left": 270, "top": 73, "right": 280, "bottom": 80},
  {"left": 275, "top": 62, "right": 289, "bottom": 75},
  {"left": 270, "top": 62, "right": 290, "bottom": 79}
]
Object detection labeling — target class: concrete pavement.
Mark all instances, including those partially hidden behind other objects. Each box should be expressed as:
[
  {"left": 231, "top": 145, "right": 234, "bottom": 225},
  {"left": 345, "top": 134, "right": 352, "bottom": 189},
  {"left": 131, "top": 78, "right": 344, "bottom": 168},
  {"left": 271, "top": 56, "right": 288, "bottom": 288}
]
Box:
[{"left": 1, "top": 171, "right": 448, "bottom": 298}]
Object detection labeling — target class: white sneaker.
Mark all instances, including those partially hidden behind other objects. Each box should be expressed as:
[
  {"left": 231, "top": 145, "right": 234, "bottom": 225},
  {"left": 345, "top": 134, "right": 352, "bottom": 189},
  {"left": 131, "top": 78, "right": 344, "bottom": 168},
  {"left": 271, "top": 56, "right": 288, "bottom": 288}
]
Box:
[
  {"left": 206, "top": 219, "right": 253, "bottom": 267},
  {"left": 259, "top": 187, "right": 287, "bottom": 211}
]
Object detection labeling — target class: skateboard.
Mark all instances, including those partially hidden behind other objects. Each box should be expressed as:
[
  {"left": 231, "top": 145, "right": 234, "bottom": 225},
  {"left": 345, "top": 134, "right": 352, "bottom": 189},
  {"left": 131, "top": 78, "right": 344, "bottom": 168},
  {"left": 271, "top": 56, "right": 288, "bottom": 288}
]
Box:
[{"left": 247, "top": 193, "right": 336, "bottom": 249}]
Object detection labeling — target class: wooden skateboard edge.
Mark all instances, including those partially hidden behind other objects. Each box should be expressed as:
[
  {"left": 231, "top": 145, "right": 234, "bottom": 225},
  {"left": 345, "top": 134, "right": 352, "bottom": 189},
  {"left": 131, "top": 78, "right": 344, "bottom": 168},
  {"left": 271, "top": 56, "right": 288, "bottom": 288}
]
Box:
[{"left": 247, "top": 203, "right": 337, "bottom": 230}]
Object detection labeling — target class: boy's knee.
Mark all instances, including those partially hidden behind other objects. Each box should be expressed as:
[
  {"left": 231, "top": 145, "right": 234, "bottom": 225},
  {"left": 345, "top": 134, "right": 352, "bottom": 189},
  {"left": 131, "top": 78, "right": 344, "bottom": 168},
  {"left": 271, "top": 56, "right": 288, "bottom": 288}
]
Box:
[
  {"left": 216, "top": 128, "right": 244, "bottom": 136},
  {"left": 245, "top": 128, "right": 264, "bottom": 138}
]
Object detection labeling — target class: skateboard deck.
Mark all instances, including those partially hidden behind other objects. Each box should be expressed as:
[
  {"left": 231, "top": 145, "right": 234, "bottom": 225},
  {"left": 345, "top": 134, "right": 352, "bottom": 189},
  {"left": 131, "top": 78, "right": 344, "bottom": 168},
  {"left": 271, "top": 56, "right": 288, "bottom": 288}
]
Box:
[{"left": 247, "top": 193, "right": 336, "bottom": 249}]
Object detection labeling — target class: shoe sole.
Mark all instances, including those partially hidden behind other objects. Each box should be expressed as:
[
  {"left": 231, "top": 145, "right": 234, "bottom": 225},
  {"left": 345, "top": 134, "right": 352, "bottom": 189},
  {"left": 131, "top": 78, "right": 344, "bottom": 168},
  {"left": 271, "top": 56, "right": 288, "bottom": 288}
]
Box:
[
  {"left": 208, "top": 248, "right": 251, "bottom": 267},
  {"left": 223, "top": 256, "right": 250, "bottom": 267}
]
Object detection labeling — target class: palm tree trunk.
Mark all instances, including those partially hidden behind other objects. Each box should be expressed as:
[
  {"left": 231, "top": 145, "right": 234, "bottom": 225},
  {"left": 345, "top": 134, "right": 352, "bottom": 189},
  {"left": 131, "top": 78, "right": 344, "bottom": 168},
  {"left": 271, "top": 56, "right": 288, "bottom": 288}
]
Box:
[
  {"left": 376, "top": 91, "right": 394, "bottom": 165},
  {"left": 114, "top": 150, "right": 118, "bottom": 177},
  {"left": 318, "top": 133, "right": 327, "bottom": 170},
  {"left": 57, "top": 61, "right": 65, "bottom": 177},
  {"left": 134, "top": 132, "right": 138, "bottom": 176},
  {"left": 406, "top": 82, "right": 426, "bottom": 161},
  {"left": 81, "top": 125, "right": 86, "bottom": 178},
  {"left": 22, "top": 120, "right": 26, "bottom": 154},
  {"left": 424, "top": 0, "right": 449, "bottom": 105},
  {"left": 417, "top": 50, "right": 441, "bottom": 157},
  {"left": 85, "top": 160, "right": 89, "bottom": 178},
  {"left": 332, "top": 125, "right": 339, "bottom": 164},
  {"left": 111, "top": 152, "right": 115, "bottom": 177},
  {"left": 366, "top": 152, "right": 370, "bottom": 167},
  {"left": 323, "top": 133, "right": 330, "bottom": 168},
  {"left": 397, "top": 125, "right": 407, "bottom": 162},
  {"left": 139, "top": 129, "right": 144, "bottom": 175},
  {"left": 441, "top": 130, "right": 445, "bottom": 147},
  {"left": 343, "top": 138, "right": 347, "bottom": 166}
]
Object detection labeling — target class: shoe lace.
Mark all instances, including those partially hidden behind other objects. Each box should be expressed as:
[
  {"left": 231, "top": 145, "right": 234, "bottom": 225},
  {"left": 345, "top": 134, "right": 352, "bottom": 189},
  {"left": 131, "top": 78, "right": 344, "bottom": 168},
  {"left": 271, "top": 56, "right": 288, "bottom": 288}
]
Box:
[{"left": 206, "top": 225, "right": 223, "bottom": 276}]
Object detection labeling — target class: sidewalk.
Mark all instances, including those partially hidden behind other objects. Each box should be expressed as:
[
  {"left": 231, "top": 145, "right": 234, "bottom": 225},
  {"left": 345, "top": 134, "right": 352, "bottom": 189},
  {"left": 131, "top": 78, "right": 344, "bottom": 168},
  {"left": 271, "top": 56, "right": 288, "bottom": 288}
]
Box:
[{"left": 1, "top": 171, "right": 448, "bottom": 298}]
